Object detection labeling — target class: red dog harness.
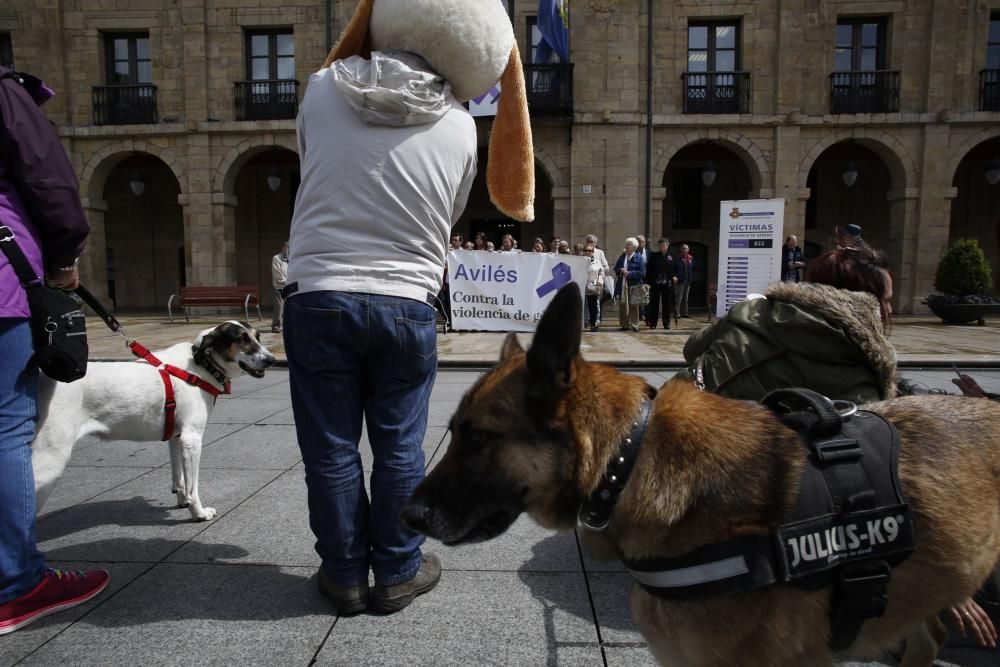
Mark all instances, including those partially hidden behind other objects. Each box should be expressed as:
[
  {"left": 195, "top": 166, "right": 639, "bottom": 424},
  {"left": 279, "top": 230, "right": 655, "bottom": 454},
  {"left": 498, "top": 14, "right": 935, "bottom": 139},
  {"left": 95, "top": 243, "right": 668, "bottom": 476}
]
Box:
[{"left": 129, "top": 341, "right": 230, "bottom": 441}]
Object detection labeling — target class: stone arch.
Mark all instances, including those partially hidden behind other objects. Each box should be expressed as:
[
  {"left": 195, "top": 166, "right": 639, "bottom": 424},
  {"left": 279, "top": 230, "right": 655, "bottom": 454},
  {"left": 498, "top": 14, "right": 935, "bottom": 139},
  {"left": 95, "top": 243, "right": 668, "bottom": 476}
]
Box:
[
  {"left": 80, "top": 140, "right": 185, "bottom": 201},
  {"left": 532, "top": 146, "right": 563, "bottom": 189},
  {"left": 653, "top": 130, "right": 770, "bottom": 194},
  {"left": 948, "top": 127, "right": 1000, "bottom": 183},
  {"left": 214, "top": 135, "right": 299, "bottom": 196},
  {"left": 798, "top": 129, "right": 916, "bottom": 191}
]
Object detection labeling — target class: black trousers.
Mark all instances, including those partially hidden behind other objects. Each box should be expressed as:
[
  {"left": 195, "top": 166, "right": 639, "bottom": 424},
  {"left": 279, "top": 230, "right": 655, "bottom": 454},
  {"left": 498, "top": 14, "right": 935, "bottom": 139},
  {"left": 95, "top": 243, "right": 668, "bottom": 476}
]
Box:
[{"left": 648, "top": 283, "right": 675, "bottom": 328}]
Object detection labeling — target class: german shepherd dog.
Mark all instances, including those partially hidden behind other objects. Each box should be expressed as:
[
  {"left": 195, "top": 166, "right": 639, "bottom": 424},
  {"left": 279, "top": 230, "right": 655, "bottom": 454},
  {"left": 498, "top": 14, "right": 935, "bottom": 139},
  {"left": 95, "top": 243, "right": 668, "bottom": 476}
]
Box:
[{"left": 402, "top": 284, "right": 1000, "bottom": 666}]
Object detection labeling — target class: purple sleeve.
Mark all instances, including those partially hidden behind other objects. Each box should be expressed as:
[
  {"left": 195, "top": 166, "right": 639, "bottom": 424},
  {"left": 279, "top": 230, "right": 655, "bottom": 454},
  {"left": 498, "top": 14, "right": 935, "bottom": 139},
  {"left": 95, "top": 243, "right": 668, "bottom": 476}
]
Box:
[{"left": 0, "top": 77, "right": 89, "bottom": 270}]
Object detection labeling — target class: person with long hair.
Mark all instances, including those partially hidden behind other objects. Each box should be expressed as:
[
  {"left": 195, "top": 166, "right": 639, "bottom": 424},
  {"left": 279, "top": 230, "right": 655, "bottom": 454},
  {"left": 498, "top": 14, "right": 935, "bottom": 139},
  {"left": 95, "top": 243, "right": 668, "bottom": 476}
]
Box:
[{"left": 683, "top": 240, "right": 895, "bottom": 402}]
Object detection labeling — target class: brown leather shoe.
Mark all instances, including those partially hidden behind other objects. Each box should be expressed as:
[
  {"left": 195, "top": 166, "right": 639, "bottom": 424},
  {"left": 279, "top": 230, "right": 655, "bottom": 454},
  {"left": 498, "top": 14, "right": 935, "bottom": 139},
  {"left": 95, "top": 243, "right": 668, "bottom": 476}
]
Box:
[
  {"left": 369, "top": 552, "right": 441, "bottom": 614},
  {"left": 317, "top": 567, "right": 368, "bottom": 615}
]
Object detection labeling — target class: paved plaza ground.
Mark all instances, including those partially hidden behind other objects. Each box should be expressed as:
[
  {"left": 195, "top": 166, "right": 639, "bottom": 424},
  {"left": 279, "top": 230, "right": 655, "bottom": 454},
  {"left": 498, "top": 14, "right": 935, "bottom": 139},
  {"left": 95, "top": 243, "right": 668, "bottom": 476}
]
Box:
[{"left": 1, "top": 311, "right": 999, "bottom": 666}]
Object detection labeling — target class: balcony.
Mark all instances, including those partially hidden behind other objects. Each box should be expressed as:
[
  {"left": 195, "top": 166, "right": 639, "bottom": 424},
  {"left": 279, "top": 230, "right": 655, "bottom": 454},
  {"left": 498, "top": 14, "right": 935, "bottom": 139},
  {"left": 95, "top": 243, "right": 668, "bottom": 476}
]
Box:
[
  {"left": 980, "top": 70, "right": 1000, "bottom": 111},
  {"left": 682, "top": 72, "right": 751, "bottom": 114},
  {"left": 523, "top": 63, "right": 573, "bottom": 117},
  {"left": 234, "top": 80, "right": 300, "bottom": 121},
  {"left": 829, "top": 70, "right": 900, "bottom": 114},
  {"left": 92, "top": 85, "right": 158, "bottom": 126}
]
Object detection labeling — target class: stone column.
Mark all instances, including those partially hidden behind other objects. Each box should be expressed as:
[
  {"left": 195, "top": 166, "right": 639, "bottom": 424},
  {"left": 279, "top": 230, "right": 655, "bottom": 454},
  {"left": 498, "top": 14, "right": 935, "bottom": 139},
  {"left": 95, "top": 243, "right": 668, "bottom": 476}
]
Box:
[
  {"left": 908, "top": 126, "right": 954, "bottom": 313},
  {"left": 773, "top": 124, "right": 804, "bottom": 239},
  {"left": 551, "top": 186, "right": 572, "bottom": 241},
  {"left": 886, "top": 187, "right": 921, "bottom": 314},
  {"left": 211, "top": 193, "right": 239, "bottom": 285},
  {"left": 79, "top": 197, "right": 110, "bottom": 304}
]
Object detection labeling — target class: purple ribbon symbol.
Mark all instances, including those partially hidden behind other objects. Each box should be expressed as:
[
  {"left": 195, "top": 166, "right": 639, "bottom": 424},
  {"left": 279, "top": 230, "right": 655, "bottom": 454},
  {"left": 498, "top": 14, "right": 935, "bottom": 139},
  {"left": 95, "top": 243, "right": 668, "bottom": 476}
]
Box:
[
  {"left": 472, "top": 85, "right": 501, "bottom": 106},
  {"left": 536, "top": 263, "right": 572, "bottom": 298}
]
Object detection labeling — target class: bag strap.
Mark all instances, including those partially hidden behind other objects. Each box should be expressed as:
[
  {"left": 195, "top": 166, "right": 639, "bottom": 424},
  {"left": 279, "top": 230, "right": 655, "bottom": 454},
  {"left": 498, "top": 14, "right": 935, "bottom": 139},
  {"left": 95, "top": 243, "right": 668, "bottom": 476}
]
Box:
[{"left": 0, "top": 226, "right": 43, "bottom": 287}]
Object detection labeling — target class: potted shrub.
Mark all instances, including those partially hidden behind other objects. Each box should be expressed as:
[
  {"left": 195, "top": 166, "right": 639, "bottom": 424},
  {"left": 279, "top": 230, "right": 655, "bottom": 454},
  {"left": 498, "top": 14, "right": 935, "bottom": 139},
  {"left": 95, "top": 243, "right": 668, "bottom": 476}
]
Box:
[{"left": 924, "top": 238, "right": 998, "bottom": 325}]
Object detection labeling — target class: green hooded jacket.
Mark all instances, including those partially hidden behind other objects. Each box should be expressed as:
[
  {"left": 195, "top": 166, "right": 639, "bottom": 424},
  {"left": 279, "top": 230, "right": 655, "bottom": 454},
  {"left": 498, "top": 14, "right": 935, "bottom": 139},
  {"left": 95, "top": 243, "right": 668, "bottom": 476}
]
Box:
[{"left": 682, "top": 282, "right": 897, "bottom": 404}]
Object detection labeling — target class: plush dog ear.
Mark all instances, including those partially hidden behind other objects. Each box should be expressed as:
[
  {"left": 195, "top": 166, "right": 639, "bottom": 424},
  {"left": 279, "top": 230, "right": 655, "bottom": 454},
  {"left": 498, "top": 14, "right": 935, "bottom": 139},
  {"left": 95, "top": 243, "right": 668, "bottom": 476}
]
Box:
[
  {"left": 527, "top": 284, "right": 582, "bottom": 392},
  {"left": 323, "top": 0, "right": 374, "bottom": 68},
  {"left": 500, "top": 332, "right": 524, "bottom": 362},
  {"left": 487, "top": 45, "right": 535, "bottom": 223}
]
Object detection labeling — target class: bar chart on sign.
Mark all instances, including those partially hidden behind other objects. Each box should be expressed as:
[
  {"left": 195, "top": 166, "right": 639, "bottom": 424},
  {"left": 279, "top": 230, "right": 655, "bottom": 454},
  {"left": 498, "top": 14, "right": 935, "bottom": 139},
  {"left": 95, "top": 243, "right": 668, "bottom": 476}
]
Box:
[
  {"left": 716, "top": 199, "right": 785, "bottom": 318},
  {"left": 723, "top": 249, "right": 776, "bottom": 311}
]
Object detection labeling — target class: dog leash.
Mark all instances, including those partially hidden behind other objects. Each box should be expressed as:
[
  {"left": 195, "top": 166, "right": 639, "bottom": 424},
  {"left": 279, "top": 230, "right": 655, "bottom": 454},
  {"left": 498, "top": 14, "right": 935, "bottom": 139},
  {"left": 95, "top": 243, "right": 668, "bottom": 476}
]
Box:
[{"left": 74, "top": 284, "right": 229, "bottom": 440}]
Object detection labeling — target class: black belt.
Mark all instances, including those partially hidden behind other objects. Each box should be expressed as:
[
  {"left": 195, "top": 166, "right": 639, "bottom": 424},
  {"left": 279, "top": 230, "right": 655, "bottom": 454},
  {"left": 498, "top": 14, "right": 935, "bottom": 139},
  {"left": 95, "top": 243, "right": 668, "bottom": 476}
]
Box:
[{"left": 282, "top": 282, "right": 438, "bottom": 307}]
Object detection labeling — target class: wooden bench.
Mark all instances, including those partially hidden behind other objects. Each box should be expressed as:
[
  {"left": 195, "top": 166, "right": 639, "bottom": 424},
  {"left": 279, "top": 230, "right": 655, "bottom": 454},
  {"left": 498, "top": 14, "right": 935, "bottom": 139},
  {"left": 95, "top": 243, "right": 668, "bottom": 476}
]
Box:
[{"left": 167, "top": 285, "right": 262, "bottom": 323}]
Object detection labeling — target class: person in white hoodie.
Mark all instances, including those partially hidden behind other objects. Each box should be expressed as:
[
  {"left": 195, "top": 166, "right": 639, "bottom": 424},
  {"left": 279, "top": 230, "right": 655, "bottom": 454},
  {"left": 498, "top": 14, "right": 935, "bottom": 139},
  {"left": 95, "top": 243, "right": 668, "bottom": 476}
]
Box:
[{"left": 283, "top": 0, "right": 533, "bottom": 616}]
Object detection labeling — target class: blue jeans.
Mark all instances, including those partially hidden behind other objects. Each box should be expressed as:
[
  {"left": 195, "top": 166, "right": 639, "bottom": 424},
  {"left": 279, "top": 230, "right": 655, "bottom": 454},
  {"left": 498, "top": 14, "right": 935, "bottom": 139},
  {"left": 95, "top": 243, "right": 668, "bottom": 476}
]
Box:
[
  {"left": 284, "top": 291, "right": 436, "bottom": 587},
  {"left": 0, "top": 319, "right": 44, "bottom": 604}
]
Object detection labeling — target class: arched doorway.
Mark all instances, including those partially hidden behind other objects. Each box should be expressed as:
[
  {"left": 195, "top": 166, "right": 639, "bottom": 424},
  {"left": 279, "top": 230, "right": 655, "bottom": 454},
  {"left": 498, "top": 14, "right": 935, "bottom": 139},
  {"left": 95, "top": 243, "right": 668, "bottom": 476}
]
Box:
[
  {"left": 804, "top": 142, "right": 892, "bottom": 254},
  {"left": 661, "top": 141, "right": 754, "bottom": 309},
  {"left": 950, "top": 137, "right": 1000, "bottom": 293},
  {"left": 233, "top": 148, "right": 299, "bottom": 308},
  {"left": 452, "top": 148, "right": 554, "bottom": 249},
  {"left": 103, "top": 154, "right": 184, "bottom": 310}
]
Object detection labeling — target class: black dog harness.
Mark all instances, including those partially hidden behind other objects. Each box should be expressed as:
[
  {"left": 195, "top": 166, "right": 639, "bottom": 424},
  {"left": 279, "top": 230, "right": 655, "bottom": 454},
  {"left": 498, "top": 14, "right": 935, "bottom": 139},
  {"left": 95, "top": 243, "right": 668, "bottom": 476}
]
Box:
[{"left": 579, "top": 388, "right": 916, "bottom": 651}]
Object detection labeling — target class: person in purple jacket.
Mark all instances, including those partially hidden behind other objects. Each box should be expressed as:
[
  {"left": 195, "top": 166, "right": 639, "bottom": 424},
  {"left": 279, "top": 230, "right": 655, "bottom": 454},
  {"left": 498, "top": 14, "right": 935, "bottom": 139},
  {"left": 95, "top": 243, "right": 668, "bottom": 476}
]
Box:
[{"left": 0, "top": 66, "right": 108, "bottom": 636}]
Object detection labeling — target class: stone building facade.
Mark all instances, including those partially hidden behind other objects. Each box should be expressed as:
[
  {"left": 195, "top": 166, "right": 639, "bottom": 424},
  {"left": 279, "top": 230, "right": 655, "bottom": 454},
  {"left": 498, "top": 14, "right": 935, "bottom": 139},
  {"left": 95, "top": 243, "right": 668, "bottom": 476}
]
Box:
[{"left": 3, "top": 0, "right": 999, "bottom": 312}]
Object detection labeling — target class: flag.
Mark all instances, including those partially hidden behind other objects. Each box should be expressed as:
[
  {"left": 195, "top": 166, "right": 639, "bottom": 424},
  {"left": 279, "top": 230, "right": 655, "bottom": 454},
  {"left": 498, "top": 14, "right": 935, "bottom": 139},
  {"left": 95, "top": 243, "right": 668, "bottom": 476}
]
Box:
[{"left": 535, "top": 0, "right": 569, "bottom": 64}]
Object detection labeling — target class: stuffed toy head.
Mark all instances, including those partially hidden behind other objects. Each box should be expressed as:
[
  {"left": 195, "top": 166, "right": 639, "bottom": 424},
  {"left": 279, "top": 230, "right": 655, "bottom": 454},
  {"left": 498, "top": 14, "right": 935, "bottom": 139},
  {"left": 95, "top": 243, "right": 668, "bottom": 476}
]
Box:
[{"left": 325, "top": 0, "right": 535, "bottom": 222}]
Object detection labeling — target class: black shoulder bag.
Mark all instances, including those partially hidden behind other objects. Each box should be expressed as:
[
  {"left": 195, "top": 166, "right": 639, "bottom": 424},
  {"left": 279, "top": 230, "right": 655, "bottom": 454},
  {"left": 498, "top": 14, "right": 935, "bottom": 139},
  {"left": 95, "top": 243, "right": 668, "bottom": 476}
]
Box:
[{"left": 0, "top": 226, "right": 87, "bottom": 382}]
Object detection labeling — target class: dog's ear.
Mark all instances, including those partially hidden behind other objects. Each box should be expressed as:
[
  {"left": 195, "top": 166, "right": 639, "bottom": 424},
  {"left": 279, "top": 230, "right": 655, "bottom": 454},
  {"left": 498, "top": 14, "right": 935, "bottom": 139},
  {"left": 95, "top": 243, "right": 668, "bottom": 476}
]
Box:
[
  {"left": 500, "top": 333, "right": 524, "bottom": 362},
  {"left": 526, "top": 283, "right": 582, "bottom": 392},
  {"left": 193, "top": 330, "right": 218, "bottom": 364}
]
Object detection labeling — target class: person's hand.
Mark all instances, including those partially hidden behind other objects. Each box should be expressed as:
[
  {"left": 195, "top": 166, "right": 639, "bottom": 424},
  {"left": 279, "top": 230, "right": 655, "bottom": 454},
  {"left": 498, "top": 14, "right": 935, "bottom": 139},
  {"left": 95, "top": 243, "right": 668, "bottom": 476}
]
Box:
[
  {"left": 673, "top": 276, "right": 678, "bottom": 283},
  {"left": 949, "top": 598, "right": 997, "bottom": 648},
  {"left": 953, "top": 374, "right": 989, "bottom": 398},
  {"left": 47, "top": 266, "right": 79, "bottom": 290}
]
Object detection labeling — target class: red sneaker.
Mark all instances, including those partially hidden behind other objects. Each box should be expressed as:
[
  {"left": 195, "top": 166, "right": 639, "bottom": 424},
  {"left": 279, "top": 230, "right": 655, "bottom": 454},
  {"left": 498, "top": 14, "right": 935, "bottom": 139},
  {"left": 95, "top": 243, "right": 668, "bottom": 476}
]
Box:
[{"left": 0, "top": 568, "right": 110, "bottom": 636}]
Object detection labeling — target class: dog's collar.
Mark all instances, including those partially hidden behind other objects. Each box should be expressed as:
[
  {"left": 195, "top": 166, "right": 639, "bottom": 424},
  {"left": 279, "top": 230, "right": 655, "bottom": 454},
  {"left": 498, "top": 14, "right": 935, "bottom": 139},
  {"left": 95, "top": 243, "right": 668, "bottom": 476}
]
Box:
[
  {"left": 577, "top": 398, "right": 652, "bottom": 532},
  {"left": 196, "top": 351, "right": 231, "bottom": 393}
]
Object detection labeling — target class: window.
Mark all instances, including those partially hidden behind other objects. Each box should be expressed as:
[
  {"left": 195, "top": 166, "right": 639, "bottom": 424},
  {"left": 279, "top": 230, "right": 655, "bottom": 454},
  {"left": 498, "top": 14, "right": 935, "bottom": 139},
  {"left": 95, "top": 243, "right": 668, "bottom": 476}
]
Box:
[
  {"left": 246, "top": 30, "right": 295, "bottom": 81},
  {"left": 834, "top": 18, "right": 887, "bottom": 72},
  {"left": 0, "top": 33, "right": 12, "bottom": 69},
  {"left": 684, "top": 21, "right": 748, "bottom": 113},
  {"left": 527, "top": 16, "right": 545, "bottom": 64},
  {"left": 687, "top": 21, "right": 740, "bottom": 73},
  {"left": 988, "top": 13, "right": 1000, "bottom": 69},
  {"left": 105, "top": 33, "right": 152, "bottom": 84}
]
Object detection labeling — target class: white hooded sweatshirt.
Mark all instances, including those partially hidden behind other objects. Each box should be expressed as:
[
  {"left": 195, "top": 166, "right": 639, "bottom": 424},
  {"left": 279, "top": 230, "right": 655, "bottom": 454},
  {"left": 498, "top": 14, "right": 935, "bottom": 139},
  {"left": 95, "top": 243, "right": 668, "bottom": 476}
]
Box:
[{"left": 288, "top": 51, "right": 477, "bottom": 303}]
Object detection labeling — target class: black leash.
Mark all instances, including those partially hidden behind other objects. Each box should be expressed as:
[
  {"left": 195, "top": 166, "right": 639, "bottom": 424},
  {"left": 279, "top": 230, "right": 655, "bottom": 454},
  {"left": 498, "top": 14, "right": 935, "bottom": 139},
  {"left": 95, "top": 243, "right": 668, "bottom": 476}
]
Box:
[{"left": 74, "top": 284, "right": 124, "bottom": 335}]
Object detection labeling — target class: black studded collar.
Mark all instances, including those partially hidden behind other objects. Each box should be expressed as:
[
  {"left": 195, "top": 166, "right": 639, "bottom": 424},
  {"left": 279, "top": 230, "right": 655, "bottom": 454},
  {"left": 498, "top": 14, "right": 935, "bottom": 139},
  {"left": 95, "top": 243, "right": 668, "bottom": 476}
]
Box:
[{"left": 577, "top": 398, "right": 653, "bottom": 531}]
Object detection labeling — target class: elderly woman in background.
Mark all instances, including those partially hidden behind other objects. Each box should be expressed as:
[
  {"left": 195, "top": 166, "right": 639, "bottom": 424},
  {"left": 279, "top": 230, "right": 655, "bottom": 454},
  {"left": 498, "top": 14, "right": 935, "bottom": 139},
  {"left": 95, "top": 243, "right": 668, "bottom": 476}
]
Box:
[
  {"left": 583, "top": 243, "right": 604, "bottom": 332},
  {"left": 613, "top": 237, "right": 645, "bottom": 332}
]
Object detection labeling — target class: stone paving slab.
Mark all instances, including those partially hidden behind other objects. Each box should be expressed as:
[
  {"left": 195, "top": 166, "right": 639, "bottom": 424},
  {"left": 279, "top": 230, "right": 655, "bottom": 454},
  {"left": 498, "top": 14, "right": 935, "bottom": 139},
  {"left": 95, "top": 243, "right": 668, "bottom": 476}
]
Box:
[
  {"left": 16, "top": 563, "right": 333, "bottom": 667},
  {"left": 313, "top": 571, "right": 602, "bottom": 666},
  {"left": 84, "top": 313, "right": 1000, "bottom": 366}
]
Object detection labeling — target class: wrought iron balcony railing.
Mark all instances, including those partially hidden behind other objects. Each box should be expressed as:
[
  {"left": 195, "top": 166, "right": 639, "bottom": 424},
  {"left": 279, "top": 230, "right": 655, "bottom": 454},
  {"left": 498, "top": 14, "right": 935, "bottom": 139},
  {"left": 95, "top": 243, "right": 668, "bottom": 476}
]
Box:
[
  {"left": 234, "top": 80, "right": 300, "bottom": 121},
  {"left": 682, "top": 71, "right": 751, "bottom": 114},
  {"left": 829, "top": 70, "right": 900, "bottom": 114},
  {"left": 92, "top": 84, "right": 158, "bottom": 126},
  {"left": 979, "top": 69, "right": 1000, "bottom": 112},
  {"left": 523, "top": 63, "right": 573, "bottom": 116}
]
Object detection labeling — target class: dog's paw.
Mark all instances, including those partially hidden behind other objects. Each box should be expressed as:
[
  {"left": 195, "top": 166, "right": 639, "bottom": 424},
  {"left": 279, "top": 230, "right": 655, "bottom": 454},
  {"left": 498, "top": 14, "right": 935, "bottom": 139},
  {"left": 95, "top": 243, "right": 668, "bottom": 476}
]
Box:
[{"left": 192, "top": 507, "right": 217, "bottom": 522}]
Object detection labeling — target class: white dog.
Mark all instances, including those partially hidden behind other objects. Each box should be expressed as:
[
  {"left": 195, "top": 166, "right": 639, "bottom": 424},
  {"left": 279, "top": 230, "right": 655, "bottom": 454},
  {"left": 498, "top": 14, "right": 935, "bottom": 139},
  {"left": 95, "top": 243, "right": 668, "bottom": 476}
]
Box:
[{"left": 32, "top": 321, "right": 275, "bottom": 521}]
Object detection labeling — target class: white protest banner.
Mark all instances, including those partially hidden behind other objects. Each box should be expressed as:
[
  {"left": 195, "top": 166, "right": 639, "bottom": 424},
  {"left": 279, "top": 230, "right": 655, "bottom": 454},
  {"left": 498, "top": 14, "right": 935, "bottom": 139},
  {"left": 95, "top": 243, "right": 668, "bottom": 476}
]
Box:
[
  {"left": 716, "top": 199, "right": 785, "bottom": 319},
  {"left": 447, "top": 250, "right": 589, "bottom": 332}
]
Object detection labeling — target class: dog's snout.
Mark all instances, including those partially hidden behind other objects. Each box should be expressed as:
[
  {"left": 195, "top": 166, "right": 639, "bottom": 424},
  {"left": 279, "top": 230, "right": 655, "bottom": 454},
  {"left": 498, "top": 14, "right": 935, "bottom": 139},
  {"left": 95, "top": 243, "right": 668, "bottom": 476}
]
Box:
[
  {"left": 401, "top": 502, "right": 430, "bottom": 533},
  {"left": 262, "top": 353, "right": 276, "bottom": 367}
]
